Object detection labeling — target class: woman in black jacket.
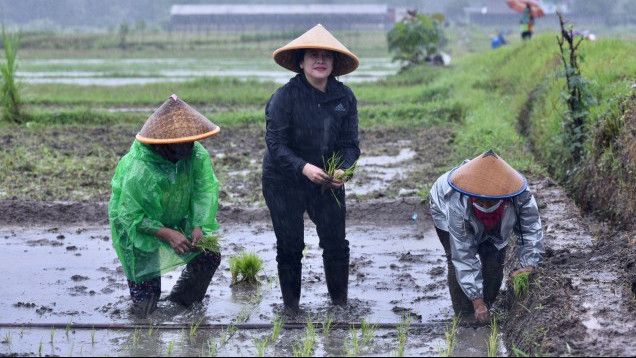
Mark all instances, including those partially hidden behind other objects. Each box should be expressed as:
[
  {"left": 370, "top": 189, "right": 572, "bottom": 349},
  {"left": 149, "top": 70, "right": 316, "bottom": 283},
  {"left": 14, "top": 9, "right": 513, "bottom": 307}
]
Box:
[{"left": 263, "top": 24, "right": 361, "bottom": 313}]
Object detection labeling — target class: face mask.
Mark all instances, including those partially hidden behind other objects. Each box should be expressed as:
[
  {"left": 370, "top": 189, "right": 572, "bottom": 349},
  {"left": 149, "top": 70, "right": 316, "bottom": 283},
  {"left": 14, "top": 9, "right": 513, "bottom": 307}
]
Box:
[{"left": 472, "top": 199, "right": 503, "bottom": 213}]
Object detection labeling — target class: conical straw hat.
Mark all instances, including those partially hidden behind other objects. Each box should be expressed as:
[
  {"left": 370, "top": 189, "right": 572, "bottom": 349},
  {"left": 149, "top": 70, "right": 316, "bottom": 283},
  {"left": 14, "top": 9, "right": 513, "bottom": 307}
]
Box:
[
  {"left": 273, "top": 24, "right": 359, "bottom": 76},
  {"left": 448, "top": 150, "right": 527, "bottom": 199},
  {"left": 136, "top": 94, "right": 220, "bottom": 144}
]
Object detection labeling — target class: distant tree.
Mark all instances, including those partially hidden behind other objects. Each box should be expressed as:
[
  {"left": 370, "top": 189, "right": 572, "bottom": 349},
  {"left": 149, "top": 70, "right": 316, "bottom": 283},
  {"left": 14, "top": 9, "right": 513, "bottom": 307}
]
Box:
[
  {"left": 118, "top": 21, "right": 129, "bottom": 49},
  {"left": 387, "top": 11, "right": 446, "bottom": 70}
]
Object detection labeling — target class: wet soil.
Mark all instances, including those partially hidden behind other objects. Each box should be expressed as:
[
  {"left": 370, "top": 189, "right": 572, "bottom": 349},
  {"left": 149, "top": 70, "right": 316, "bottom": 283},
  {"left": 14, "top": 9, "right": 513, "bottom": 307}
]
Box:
[
  {"left": 498, "top": 178, "right": 636, "bottom": 356},
  {"left": 0, "top": 123, "right": 453, "bottom": 207}
]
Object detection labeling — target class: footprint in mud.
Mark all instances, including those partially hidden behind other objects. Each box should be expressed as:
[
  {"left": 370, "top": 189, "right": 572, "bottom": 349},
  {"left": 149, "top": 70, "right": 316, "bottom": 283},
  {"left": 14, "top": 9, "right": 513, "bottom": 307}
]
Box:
[
  {"left": 428, "top": 266, "right": 445, "bottom": 277},
  {"left": 71, "top": 274, "right": 89, "bottom": 281}
]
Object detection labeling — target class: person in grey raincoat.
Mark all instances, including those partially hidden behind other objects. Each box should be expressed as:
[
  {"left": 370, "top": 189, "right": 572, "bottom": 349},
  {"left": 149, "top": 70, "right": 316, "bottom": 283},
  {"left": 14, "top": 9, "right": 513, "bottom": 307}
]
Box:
[
  {"left": 429, "top": 150, "right": 544, "bottom": 323},
  {"left": 262, "top": 24, "right": 361, "bottom": 313}
]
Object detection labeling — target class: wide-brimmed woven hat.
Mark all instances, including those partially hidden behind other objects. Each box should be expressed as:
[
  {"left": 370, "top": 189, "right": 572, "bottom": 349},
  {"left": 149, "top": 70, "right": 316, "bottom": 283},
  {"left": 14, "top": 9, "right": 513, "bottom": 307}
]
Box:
[
  {"left": 448, "top": 150, "right": 527, "bottom": 199},
  {"left": 136, "top": 94, "right": 220, "bottom": 144},
  {"left": 273, "top": 24, "right": 359, "bottom": 76}
]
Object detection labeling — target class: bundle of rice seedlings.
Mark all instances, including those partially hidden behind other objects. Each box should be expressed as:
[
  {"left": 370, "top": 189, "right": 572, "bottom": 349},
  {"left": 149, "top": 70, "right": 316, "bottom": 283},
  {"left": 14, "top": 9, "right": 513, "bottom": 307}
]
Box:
[
  {"left": 229, "top": 252, "right": 264, "bottom": 285},
  {"left": 194, "top": 235, "right": 221, "bottom": 253},
  {"left": 322, "top": 152, "right": 357, "bottom": 207},
  {"left": 512, "top": 271, "right": 531, "bottom": 298}
]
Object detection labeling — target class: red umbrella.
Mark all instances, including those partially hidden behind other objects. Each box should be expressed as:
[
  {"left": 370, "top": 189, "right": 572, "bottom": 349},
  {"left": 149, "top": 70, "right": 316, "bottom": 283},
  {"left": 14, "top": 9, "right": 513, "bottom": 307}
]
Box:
[{"left": 506, "top": 0, "right": 545, "bottom": 18}]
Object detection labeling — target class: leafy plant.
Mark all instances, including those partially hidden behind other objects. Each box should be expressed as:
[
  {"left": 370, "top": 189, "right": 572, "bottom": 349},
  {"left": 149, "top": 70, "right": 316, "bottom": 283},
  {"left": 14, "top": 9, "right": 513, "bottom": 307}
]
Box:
[
  {"left": 195, "top": 235, "right": 221, "bottom": 253},
  {"left": 229, "top": 251, "right": 264, "bottom": 285},
  {"left": 512, "top": 271, "right": 531, "bottom": 298},
  {"left": 0, "top": 26, "right": 22, "bottom": 123},
  {"left": 387, "top": 11, "right": 446, "bottom": 70},
  {"left": 556, "top": 12, "right": 597, "bottom": 163},
  {"left": 487, "top": 316, "right": 499, "bottom": 357}
]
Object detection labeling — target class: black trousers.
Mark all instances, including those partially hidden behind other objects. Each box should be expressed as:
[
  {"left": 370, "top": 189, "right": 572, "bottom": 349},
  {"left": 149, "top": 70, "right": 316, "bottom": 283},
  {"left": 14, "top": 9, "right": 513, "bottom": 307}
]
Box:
[
  {"left": 435, "top": 227, "right": 507, "bottom": 315},
  {"left": 262, "top": 178, "right": 350, "bottom": 268}
]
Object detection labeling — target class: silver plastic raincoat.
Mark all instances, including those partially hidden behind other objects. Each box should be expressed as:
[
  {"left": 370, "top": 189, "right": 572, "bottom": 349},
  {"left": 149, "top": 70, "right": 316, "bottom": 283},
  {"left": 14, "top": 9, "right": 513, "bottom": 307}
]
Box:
[{"left": 429, "top": 167, "right": 544, "bottom": 301}]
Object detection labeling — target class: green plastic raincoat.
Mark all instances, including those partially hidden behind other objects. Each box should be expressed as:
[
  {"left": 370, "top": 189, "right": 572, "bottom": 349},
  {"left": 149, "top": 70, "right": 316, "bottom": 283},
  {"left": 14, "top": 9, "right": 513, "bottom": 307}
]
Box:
[{"left": 109, "top": 140, "right": 219, "bottom": 283}]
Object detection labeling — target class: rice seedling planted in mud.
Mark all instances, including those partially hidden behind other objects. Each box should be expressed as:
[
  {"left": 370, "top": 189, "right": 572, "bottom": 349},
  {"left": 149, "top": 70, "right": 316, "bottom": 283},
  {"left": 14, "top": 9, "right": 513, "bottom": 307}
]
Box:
[
  {"left": 271, "top": 315, "right": 283, "bottom": 342},
  {"left": 38, "top": 339, "right": 43, "bottom": 357},
  {"left": 346, "top": 326, "right": 361, "bottom": 357},
  {"left": 195, "top": 235, "right": 221, "bottom": 253},
  {"left": 439, "top": 315, "right": 460, "bottom": 357},
  {"left": 512, "top": 271, "right": 531, "bottom": 297},
  {"left": 0, "top": 27, "right": 22, "bottom": 123},
  {"left": 487, "top": 316, "right": 499, "bottom": 357},
  {"left": 292, "top": 319, "right": 317, "bottom": 357},
  {"left": 254, "top": 337, "right": 270, "bottom": 357},
  {"left": 395, "top": 316, "right": 411, "bottom": 357},
  {"left": 166, "top": 340, "right": 175, "bottom": 356},
  {"left": 229, "top": 252, "right": 264, "bottom": 285},
  {"left": 322, "top": 315, "right": 334, "bottom": 337},
  {"left": 360, "top": 319, "right": 377, "bottom": 346},
  {"left": 189, "top": 317, "right": 204, "bottom": 340},
  {"left": 205, "top": 337, "right": 217, "bottom": 357}
]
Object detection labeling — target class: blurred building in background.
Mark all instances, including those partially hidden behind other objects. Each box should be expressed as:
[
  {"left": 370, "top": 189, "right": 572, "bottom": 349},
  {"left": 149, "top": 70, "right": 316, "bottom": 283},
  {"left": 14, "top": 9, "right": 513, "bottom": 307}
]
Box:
[{"left": 169, "top": 4, "right": 396, "bottom": 32}]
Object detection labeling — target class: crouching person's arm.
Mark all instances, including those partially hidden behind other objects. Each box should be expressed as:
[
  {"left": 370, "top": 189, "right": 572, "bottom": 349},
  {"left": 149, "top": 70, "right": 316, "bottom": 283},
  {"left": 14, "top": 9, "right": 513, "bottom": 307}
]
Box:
[{"left": 512, "top": 190, "right": 544, "bottom": 276}]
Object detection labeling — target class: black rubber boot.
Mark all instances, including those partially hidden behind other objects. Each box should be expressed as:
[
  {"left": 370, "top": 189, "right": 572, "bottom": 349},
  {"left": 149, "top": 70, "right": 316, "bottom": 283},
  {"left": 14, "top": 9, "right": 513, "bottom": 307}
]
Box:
[
  {"left": 168, "top": 252, "right": 221, "bottom": 307},
  {"left": 277, "top": 264, "right": 301, "bottom": 313},
  {"left": 323, "top": 258, "right": 349, "bottom": 306},
  {"left": 131, "top": 295, "right": 159, "bottom": 318}
]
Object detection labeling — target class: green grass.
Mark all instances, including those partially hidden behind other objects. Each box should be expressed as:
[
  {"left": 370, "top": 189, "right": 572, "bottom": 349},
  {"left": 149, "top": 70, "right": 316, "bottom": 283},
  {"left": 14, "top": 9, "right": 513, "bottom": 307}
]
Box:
[
  {"left": 512, "top": 272, "right": 531, "bottom": 298},
  {"left": 228, "top": 252, "right": 264, "bottom": 285}
]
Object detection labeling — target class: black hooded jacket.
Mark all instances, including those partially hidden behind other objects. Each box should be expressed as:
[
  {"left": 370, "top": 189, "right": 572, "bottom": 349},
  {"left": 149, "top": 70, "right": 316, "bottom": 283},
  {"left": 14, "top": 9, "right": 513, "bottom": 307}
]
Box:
[{"left": 262, "top": 73, "right": 360, "bottom": 185}]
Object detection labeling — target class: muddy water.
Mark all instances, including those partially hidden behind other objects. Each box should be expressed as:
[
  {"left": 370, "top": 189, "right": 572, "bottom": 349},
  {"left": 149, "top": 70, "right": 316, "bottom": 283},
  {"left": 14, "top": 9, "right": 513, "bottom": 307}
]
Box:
[{"left": 0, "top": 219, "right": 503, "bottom": 356}]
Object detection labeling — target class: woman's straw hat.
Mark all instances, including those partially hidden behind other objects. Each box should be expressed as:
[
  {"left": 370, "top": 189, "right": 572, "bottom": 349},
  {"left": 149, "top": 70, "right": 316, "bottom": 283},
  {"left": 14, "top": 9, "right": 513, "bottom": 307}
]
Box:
[
  {"left": 273, "top": 24, "right": 359, "bottom": 76},
  {"left": 136, "top": 94, "right": 220, "bottom": 144},
  {"left": 448, "top": 150, "right": 527, "bottom": 199}
]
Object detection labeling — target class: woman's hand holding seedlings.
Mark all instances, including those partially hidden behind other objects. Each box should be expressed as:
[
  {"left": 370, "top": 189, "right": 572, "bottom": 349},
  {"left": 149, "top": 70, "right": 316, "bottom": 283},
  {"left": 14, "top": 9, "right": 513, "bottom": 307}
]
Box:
[
  {"left": 156, "top": 228, "right": 192, "bottom": 254},
  {"left": 191, "top": 227, "right": 204, "bottom": 246},
  {"left": 303, "top": 163, "right": 332, "bottom": 185},
  {"left": 510, "top": 266, "right": 534, "bottom": 278}
]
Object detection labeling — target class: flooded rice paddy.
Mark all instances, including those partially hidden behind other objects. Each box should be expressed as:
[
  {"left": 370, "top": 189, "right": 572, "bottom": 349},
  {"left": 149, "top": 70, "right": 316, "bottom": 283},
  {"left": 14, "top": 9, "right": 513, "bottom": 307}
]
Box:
[
  {"left": 0, "top": 219, "right": 503, "bottom": 356},
  {"left": 17, "top": 58, "right": 398, "bottom": 85}
]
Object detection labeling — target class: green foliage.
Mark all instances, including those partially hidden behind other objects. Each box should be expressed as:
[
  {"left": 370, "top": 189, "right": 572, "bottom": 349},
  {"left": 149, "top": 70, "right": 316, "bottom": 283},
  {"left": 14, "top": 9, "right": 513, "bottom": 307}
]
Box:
[
  {"left": 194, "top": 235, "right": 221, "bottom": 254},
  {"left": 229, "top": 252, "right": 264, "bottom": 285},
  {"left": 1, "top": 27, "right": 22, "bottom": 123},
  {"left": 395, "top": 316, "right": 411, "bottom": 357},
  {"left": 512, "top": 271, "right": 531, "bottom": 298},
  {"left": 387, "top": 12, "right": 445, "bottom": 70},
  {"left": 556, "top": 13, "right": 597, "bottom": 164},
  {"left": 292, "top": 319, "right": 317, "bottom": 357},
  {"left": 440, "top": 315, "right": 460, "bottom": 357},
  {"left": 487, "top": 316, "right": 499, "bottom": 357},
  {"left": 271, "top": 315, "right": 283, "bottom": 342}
]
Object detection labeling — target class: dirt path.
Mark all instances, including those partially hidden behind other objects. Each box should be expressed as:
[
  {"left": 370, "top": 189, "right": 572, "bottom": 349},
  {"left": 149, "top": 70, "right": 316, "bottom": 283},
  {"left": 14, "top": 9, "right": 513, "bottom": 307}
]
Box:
[{"left": 501, "top": 178, "right": 636, "bottom": 356}]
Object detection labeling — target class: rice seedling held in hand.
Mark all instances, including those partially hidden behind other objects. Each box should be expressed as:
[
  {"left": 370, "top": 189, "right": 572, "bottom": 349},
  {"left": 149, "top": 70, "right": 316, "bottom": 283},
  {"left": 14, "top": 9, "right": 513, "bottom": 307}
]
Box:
[
  {"left": 194, "top": 235, "right": 221, "bottom": 253},
  {"left": 512, "top": 271, "right": 531, "bottom": 298},
  {"left": 322, "top": 153, "right": 357, "bottom": 207},
  {"left": 229, "top": 251, "right": 264, "bottom": 285}
]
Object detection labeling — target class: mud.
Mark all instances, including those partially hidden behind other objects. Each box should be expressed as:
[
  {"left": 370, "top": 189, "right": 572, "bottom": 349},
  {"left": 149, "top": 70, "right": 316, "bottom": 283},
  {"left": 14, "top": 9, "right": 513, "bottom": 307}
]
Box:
[
  {"left": 0, "top": 213, "right": 504, "bottom": 356},
  {"left": 498, "top": 178, "right": 636, "bottom": 356}
]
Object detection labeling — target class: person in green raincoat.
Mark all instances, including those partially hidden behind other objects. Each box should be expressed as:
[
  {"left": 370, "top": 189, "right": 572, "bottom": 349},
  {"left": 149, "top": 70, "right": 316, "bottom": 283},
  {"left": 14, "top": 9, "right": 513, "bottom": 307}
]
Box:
[{"left": 109, "top": 94, "right": 222, "bottom": 317}]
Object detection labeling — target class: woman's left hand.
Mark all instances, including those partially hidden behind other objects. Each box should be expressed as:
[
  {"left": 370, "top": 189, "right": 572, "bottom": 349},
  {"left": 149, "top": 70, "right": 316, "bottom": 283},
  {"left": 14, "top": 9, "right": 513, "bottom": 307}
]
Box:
[{"left": 191, "top": 227, "right": 204, "bottom": 245}]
